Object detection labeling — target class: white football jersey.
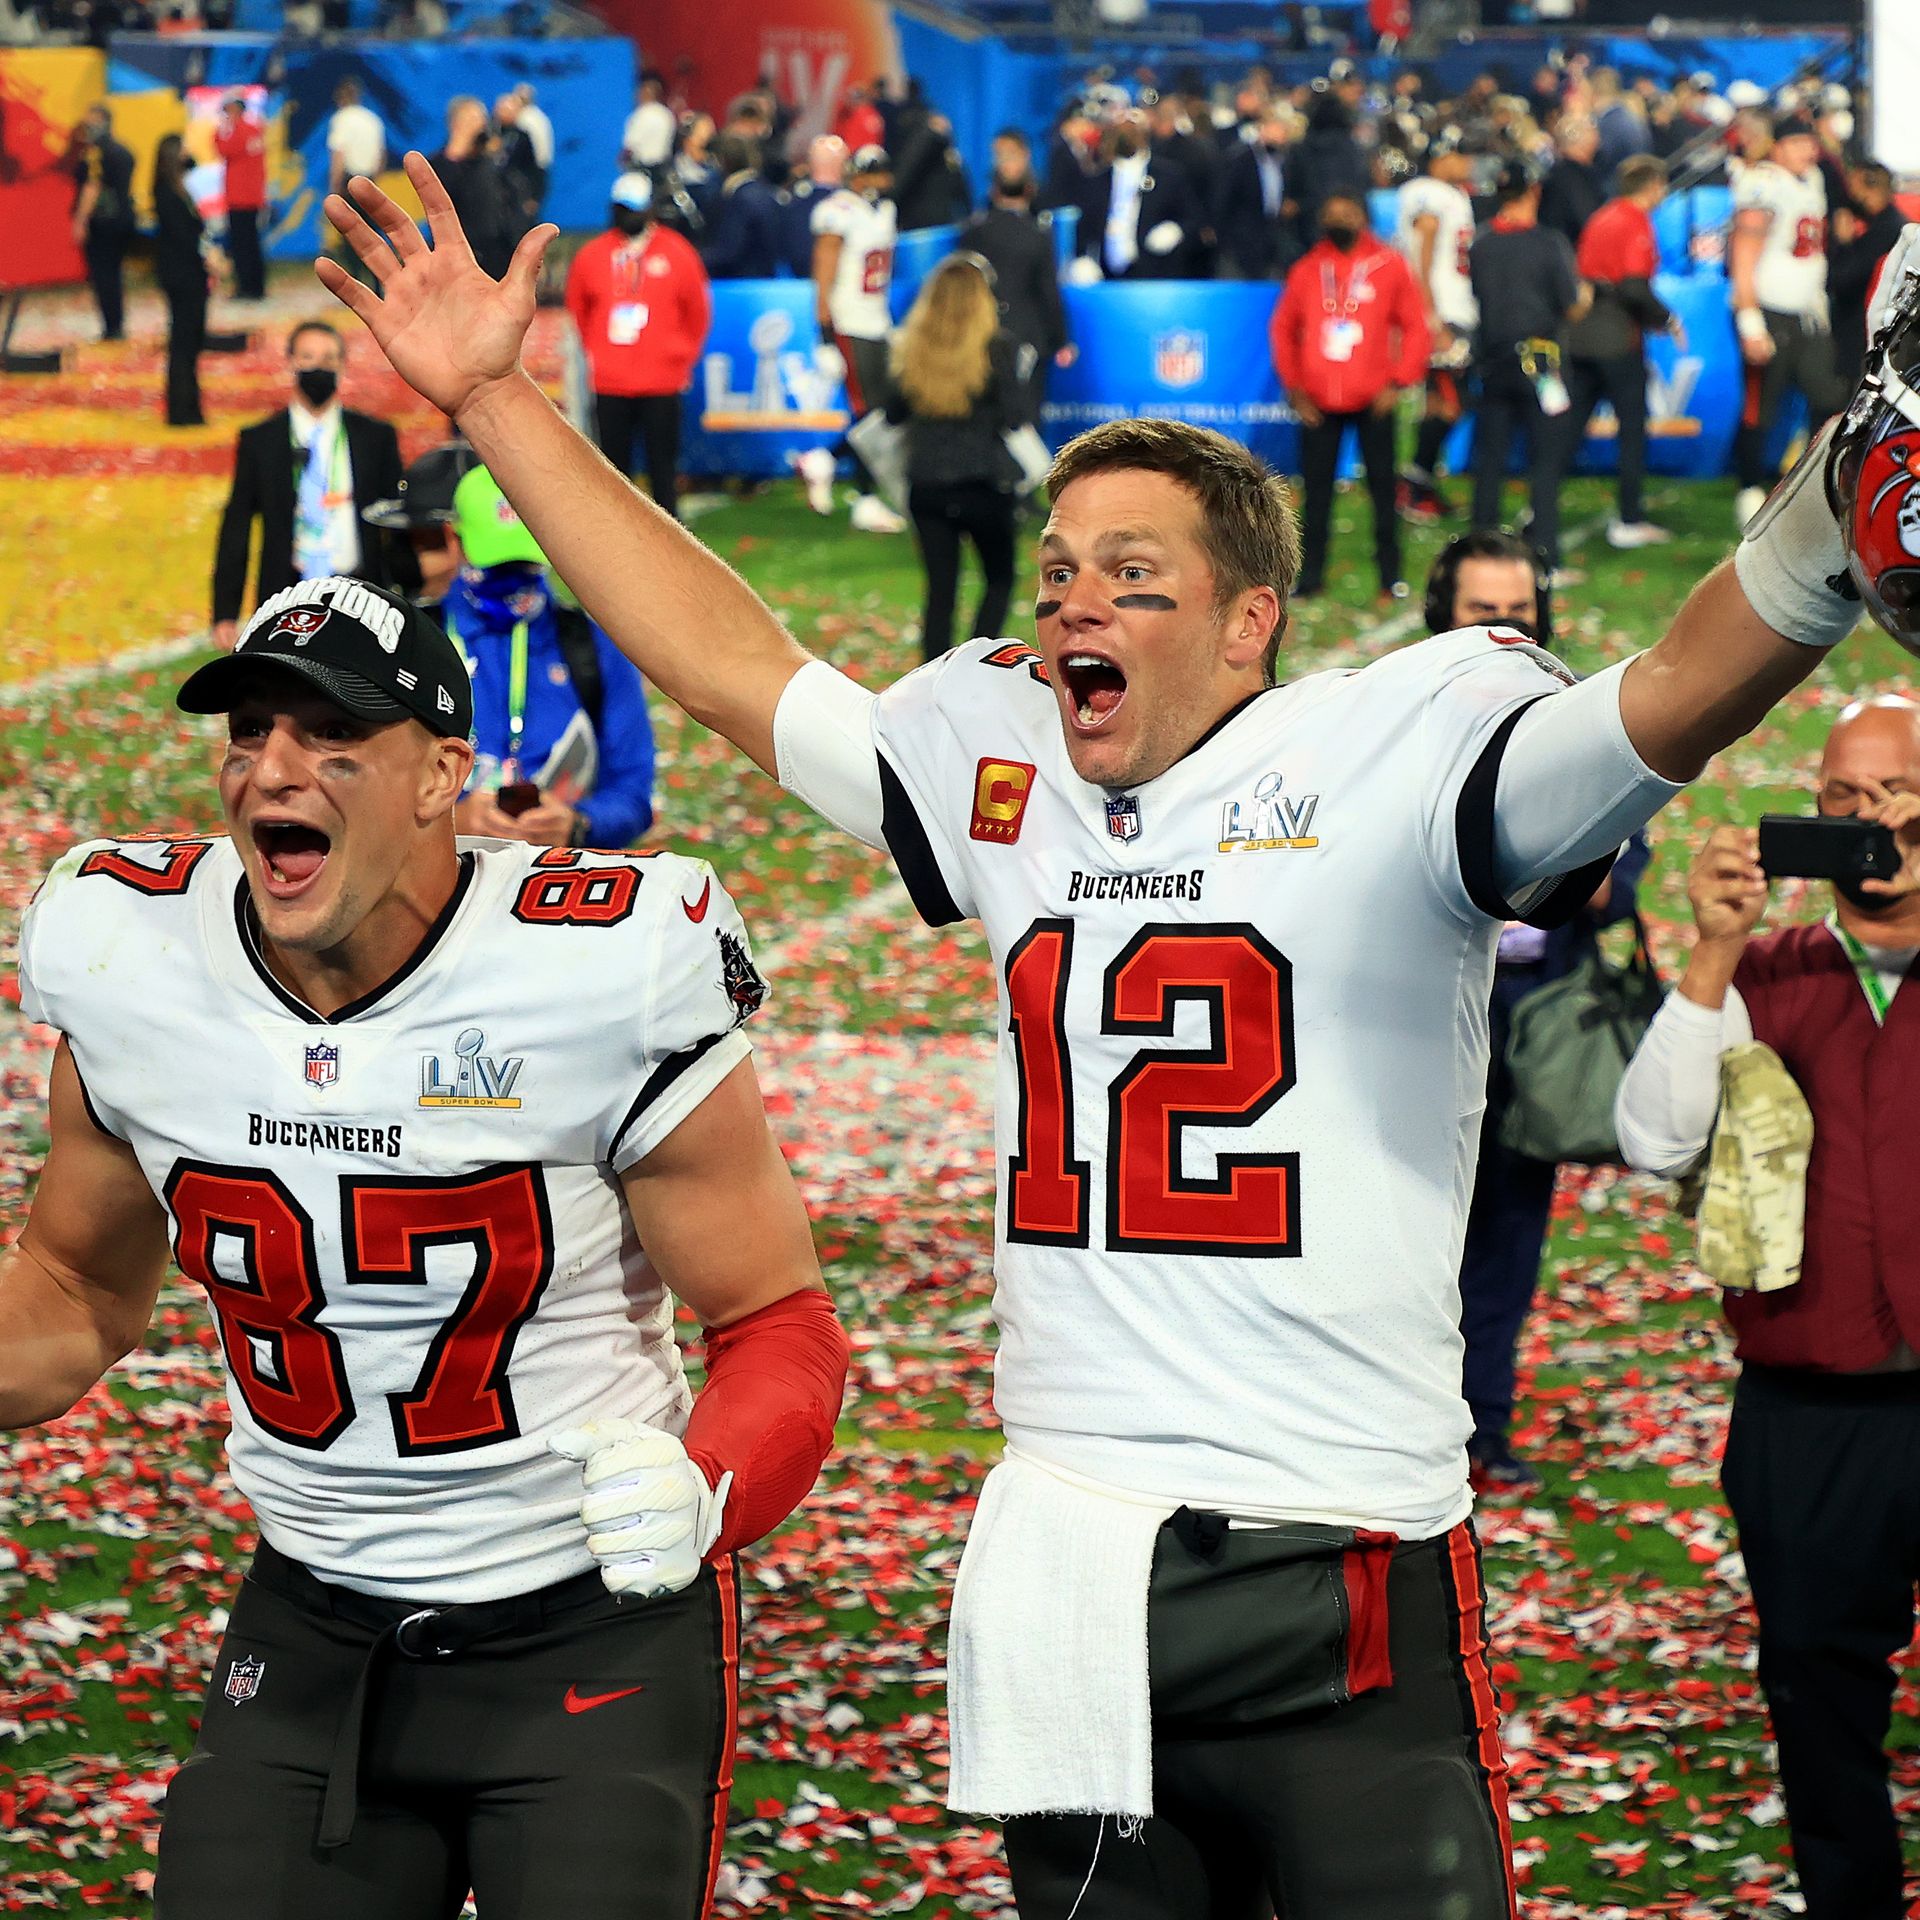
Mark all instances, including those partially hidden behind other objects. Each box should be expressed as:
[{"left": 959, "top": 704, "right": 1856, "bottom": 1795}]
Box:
[
  {"left": 18, "top": 836, "right": 767, "bottom": 1602},
  {"left": 1733, "top": 161, "right": 1827, "bottom": 319},
  {"left": 1396, "top": 174, "right": 1478, "bottom": 333},
  {"left": 868, "top": 633, "right": 1634, "bottom": 1539},
  {"left": 812, "top": 188, "right": 897, "bottom": 341}
]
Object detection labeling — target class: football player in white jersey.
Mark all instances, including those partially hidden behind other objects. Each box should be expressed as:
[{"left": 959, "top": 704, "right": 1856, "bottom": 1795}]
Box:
[
  {"left": 1730, "top": 111, "right": 1849, "bottom": 529},
  {"left": 1395, "top": 136, "right": 1478, "bottom": 523},
  {"left": 0, "top": 578, "right": 850, "bottom": 1920},
  {"left": 322, "top": 153, "right": 1893, "bottom": 1919},
  {"left": 794, "top": 143, "right": 906, "bottom": 533}
]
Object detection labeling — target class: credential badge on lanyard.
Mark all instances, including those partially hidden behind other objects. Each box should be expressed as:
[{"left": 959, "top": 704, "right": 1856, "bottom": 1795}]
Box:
[{"left": 1319, "top": 256, "right": 1372, "bottom": 364}]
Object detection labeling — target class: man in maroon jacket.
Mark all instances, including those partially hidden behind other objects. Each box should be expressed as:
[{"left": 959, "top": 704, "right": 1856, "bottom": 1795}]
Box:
[
  {"left": 1270, "top": 189, "right": 1428, "bottom": 601},
  {"left": 1616, "top": 696, "right": 1920, "bottom": 1920}
]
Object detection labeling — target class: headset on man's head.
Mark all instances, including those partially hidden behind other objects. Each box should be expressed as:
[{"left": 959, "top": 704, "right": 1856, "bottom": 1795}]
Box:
[{"left": 1421, "top": 529, "right": 1554, "bottom": 651}]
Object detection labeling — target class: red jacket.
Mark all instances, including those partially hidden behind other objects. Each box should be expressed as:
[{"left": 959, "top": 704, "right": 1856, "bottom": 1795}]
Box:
[
  {"left": 1577, "top": 196, "right": 1658, "bottom": 285},
  {"left": 216, "top": 118, "right": 267, "bottom": 211},
  {"left": 1727, "top": 922, "right": 1920, "bottom": 1370},
  {"left": 565, "top": 224, "right": 712, "bottom": 399},
  {"left": 1270, "top": 235, "right": 1429, "bottom": 414}
]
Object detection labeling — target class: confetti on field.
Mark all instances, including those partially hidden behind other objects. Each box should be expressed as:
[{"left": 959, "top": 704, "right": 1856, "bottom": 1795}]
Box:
[{"left": 6, "top": 271, "right": 1920, "bottom": 1915}]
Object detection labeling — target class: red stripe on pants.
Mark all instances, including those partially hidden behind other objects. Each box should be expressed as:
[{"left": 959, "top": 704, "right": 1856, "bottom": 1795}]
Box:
[
  {"left": 699, "top": 1558, "right": 741, "bottom": 1914},
  {"left": 1444, "top": 1522, "right": 1518, "bottom": 1919},
  {"left": 1742, "top": 362, "right": 1765, "bottom": 431},
  {"left": 833, "top": 331, "right": 869, "bottom": 415}
]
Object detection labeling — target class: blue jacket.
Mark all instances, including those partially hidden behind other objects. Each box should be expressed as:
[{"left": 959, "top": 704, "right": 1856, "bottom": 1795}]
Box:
[
  {"left": 444, "top": 565, "right": 656, "bottom": 848},
  {"left": 701, "top": 172, "right": 786, "bottom": 279}
]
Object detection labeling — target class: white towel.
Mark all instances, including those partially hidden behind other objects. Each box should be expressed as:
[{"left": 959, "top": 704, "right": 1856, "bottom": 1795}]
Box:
[{"left": 946, "top": 1449, "right": 1171, "bottom": 1819}]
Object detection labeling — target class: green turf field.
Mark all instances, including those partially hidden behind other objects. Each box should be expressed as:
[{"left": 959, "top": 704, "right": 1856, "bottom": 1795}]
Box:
[{"left": 4, "top": 468, "right": 1918, "bottom": 1917}]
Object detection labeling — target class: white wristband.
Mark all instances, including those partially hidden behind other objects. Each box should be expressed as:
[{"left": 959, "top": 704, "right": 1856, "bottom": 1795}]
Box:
[
  {"left": 1735, "top": 307, "right": 1769, "bottom": 346},
  {"left": 1733, "top": 418, "right": 1860, "bottom": 649}
]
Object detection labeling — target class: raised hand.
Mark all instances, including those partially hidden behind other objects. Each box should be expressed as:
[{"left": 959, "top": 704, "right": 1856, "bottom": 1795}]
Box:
[
  {"left": 315, "top": 151, "right": 557, "bottom": 420},
  {"left": 1687, "top": 824, "right": 1767, "bottom": 945},
  {"left": 1853, "top": 778, "right": 1920, "bottom": 902}
]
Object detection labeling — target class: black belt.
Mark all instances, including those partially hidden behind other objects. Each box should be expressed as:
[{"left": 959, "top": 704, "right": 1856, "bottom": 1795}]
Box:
[{"left": 247, "top": 1541, "right": 609, "bottom": 1849}]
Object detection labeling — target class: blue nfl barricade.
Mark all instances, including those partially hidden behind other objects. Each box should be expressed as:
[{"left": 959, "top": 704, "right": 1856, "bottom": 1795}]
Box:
[{"left": 682, "top": 267, "right": 1757, "bottom": 482}]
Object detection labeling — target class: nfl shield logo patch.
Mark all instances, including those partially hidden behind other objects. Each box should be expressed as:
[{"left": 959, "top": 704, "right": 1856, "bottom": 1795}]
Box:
[
  {"left": 1153, "top": 330, "right": 1206, "bottom": 389},
  {"left": 304, "top": 1043, "right": 339, "bottom": 1088},
  {"left": 1105, "top": 793, "right": 1142, "bottom": 841},
  {"left": 225, "top": 1655, "right": 264, "bottom": 1706}
]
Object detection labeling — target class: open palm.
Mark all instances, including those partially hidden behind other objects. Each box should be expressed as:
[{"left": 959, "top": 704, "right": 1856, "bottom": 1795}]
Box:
[{"left": 315, "top": 151, "right": 557, "bottom": 419}]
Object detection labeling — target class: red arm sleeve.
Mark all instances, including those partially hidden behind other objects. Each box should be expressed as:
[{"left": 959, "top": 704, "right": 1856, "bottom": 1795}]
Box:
[
  {"left": 1270, "top": 272, "right": 1304, "bottom": 391},
  {"left": 1389, "top": 258, "right": 1430, "bottom": 388},
  {"left": 683, "top": 1286, "right": 850, "bottom": 1557}
]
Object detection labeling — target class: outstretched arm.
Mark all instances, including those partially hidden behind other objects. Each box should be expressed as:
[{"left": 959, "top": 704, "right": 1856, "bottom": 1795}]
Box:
[
  {"left": 0, "top": 1043, "right": 170, "bottom": 1429},
  {"left": 317, "top": 153, "right": 812, "bottom": 777}
]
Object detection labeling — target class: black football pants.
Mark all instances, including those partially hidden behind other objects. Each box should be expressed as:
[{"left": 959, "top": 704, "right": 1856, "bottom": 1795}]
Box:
[
  {"left": 154, "top": 1543, "right": 740, "bottom": 1920},
  {"left": 1721, "top": 1363, "right": 1920, "bottom": 1919},
  {"left": 1733, "top": 309, "right": 1847, "bottom": 492},
  {"left": 1002, "top": 1516, "right": 1516, "bottom": 1920}
]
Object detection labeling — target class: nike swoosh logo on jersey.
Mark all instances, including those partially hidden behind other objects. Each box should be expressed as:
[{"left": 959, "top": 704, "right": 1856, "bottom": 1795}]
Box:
[
  {"left": 564, "top": 1684, "right": 647, "bottom": 1714},
  {"left": 682, "top": 879, "right": 712, "bottom": 923}
]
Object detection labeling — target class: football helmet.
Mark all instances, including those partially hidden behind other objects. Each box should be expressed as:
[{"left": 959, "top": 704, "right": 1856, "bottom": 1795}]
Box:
[{"left": 1826, "top": 241, "right": 1920, "bottom": 655}]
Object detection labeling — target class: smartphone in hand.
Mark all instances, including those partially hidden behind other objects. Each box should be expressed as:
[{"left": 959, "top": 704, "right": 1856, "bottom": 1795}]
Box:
[{"left": 1756, "top": 814, "right": 1899, "bottom": 884}]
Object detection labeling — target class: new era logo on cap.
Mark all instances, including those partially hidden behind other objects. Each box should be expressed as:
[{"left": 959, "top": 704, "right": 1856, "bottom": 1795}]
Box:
[{"left": 178, "top": 576, "right": 474, "bottom": 739}]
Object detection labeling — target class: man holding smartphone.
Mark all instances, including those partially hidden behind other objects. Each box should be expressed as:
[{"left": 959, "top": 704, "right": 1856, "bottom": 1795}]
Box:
[{"left": 1615, "top": 695, "right": 1920, "bottom": 1920}]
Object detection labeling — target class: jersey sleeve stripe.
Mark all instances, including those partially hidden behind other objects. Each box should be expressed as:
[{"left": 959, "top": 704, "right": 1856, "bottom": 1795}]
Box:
[
  {"left": 1453, "top": 699, "right": 1613, "bottom": 928},
  {"left": 608, "top": 1029, "right": 729, "bottom": 1162},
  {"left": 878, "top": 754, "right": 966, "bottom": 928}
]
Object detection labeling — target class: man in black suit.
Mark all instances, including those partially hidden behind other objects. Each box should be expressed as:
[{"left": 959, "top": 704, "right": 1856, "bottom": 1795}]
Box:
[
  {"left": 966, "top": 132, "right": 1073, "bottom": 417},
  {"left": 1216, "top": 103, "right": 1297, "bottom": 279},
  {"left": 211, "top": 322, "right": 404, "bottom": 647},
  {"left": 1077, "top": 116, "right": 1202, "bottom": 282},
  {"left": 1538, "top": 114, "right": 1605, "bottom": 249}
]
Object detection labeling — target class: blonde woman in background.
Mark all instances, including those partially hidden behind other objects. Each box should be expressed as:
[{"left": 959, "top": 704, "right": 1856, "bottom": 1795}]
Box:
[{"left": 883, "top": 252, "right": 1028, "bottom": 662}]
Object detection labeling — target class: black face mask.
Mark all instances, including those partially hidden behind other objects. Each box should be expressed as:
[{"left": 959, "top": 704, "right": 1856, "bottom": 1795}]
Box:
[
  {"left": 1322, "top": 223, "right": 1360, "bottom": 250},
  {"left": 295, "top": 366, "right": 338, "bottom": 408},
  {"left": 612, "top": 207, "right": 650, "bottom": 236}
]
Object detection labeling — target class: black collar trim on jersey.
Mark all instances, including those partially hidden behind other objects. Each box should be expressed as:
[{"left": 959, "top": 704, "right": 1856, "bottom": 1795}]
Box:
[
  {"left": 233, "top": 852, "right": 477, "bottom": 1026},
  {"left": 1173, "top": 685, "right": 1275, "bottom": 770}
]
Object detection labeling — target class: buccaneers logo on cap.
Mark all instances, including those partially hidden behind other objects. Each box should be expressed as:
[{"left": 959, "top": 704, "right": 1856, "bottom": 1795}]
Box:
[{"left": 270, "top": 606, "right": 332, "bottom": 646}]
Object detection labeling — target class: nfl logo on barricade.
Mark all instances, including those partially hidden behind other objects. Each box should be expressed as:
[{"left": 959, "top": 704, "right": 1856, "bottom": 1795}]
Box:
[
  {"left": 304, "top": 1043, "right": 339, "bottom": 1088},
  {"left": 1106, "top": 793, "right": 1142, "bottom": 842},
  {"left": 1153, "top": 330, "right": 1206, "bottom": 389},
  {"left": 225, "top": 1655, "right": 264, "bottom": 1706}
]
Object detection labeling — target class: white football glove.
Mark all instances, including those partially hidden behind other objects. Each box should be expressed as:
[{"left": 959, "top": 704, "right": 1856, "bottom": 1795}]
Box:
[
  {"left": 1868, "top": 224, "right": 1920, "bottom": 350},
  {"left": 1143, "top": 219, "right": 1183, "bottom": 257},
  {"left": 549, "top": 1418, "right": 732, "bottom": 1599}
]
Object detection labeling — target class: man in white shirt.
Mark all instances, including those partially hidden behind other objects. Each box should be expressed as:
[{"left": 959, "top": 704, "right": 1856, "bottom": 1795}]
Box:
[
  {"left": 623, "top": 71, "right": 678, "bottom": 172},
  {"left": 326, "top": 156, "right": 1908, "bottom": 1920},
  {"left": 513, "top": 84, "right": 554, "bottom": 172},
  {"left": 1396, "top": 137, "right": 1478, "bottom": 521},
  {"left": 1730, "top": 112, "right": 1849, "bottom": 529},
  {"left": 325, "top": 80, "right": 386, "bottom": 288}
]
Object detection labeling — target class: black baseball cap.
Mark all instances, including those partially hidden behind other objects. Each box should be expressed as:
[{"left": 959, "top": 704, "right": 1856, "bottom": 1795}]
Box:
[
  {"left": 1772, "top": 112, "right": 1818, "bottom": 142},
  {"left": 362, "top": 440, "right": 481, "bottom": 530},
  {"left": 178, "top": 577, "right": 473, "bottom": 738}
]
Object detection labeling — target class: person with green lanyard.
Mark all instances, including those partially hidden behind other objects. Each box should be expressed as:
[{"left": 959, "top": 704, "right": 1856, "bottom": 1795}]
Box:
[
  {"left": 444, "top": 466, "right": 657, "bottom": 848},
  {"left": 1615, "top": 694, "right": 1920, "bottom": 1920}
]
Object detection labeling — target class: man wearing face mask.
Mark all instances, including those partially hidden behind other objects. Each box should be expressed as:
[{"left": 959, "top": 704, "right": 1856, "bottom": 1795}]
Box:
[
  {"left": 1270, "top": 189, "right": 1428, "bottom": 600},
  {"left": 1075, "top": 114, "right": 1200, "bottom": 282},
  {"left": 1616, "top": 696, "right": 1920, "bottom": 1920},
  {"left": 565, "top": 173, "right": 711, "bottom": 522},
  {"left": 211, "top": 321, "right": 404, "bottom": 651}
]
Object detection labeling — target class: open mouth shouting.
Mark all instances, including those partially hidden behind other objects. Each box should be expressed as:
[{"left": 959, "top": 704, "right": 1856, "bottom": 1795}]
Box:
[
  {"left": 252, "top": 818, "right": 333, "bottom": 901},
  {"left": 1060, "top": 651, "right": 1130, "bottom": 733}
]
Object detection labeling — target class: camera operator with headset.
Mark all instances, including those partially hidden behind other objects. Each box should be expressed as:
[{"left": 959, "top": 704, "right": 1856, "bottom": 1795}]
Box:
[
  {"left": 1615, "top": 693, "right": 1920, "bottom": 1918},
  {"left": 1425, "top": 532, "right": 1650, "bottom": 1491}
]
